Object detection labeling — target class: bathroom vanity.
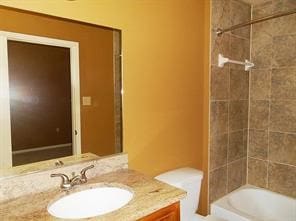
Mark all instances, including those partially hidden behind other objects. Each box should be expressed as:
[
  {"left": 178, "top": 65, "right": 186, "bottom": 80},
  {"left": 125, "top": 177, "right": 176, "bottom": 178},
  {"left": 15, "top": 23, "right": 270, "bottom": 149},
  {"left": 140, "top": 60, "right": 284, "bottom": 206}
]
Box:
[
  {"left": 0, "top": 153, "right": 185, "bottom": 220},
  {"left": 139, "top": 202, "right": 180, "bottom": 221}
]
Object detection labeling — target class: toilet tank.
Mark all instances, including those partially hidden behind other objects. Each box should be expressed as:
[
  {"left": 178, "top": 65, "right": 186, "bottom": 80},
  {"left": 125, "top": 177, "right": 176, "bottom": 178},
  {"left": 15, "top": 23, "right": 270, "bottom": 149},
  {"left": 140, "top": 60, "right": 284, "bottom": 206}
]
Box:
[{"left": 155, "top": 167, "right": 203, "bottom": 221}]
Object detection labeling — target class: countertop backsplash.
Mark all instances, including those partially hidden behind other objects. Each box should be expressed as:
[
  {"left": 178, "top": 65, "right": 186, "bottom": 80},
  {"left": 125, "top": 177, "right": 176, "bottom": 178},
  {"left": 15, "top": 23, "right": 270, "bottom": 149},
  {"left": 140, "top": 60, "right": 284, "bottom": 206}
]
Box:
[{"left": 0, "top": 153, "right": 128, "bottom": 202}]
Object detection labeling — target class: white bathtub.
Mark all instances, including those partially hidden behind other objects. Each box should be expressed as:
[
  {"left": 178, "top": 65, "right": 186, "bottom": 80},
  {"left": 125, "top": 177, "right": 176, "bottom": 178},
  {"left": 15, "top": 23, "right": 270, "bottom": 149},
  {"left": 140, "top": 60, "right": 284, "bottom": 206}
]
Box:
[{"left": 211, "top": 185, "right": 296, "bottom": 221}]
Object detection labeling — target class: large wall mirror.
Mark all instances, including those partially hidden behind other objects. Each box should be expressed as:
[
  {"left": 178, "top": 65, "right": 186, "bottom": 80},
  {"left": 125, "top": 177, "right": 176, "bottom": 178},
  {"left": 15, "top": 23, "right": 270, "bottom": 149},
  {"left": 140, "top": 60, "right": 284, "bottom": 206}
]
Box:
[{"left": 0, "top": 6, "right": 122, "bottom": 170}]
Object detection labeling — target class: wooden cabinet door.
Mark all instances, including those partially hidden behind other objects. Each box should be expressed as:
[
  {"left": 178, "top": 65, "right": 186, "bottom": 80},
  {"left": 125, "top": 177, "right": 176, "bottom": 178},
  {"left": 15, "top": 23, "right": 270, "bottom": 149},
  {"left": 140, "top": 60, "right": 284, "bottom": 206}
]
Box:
[{"left": 138, "top": 202, "right": 180, "bottom": 221}]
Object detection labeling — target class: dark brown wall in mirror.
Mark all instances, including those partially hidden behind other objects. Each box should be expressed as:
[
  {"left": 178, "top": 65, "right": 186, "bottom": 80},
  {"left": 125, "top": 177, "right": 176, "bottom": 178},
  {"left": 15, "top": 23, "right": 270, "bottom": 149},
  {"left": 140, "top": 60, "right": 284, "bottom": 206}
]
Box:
[
  {"left": 8, "top": 41, "right": 73, "bottom": 166},
  {"left": 8, "top": 41, "right": 72, "bottom": 150},
  {"left": 0, "top": 7, "right": 122, "bottom": 157}
]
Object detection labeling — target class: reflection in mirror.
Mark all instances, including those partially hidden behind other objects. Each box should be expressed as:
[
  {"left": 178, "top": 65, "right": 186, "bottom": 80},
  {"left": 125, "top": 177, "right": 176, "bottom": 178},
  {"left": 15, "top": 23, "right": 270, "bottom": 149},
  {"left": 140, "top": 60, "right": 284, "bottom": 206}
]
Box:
[
  {"left": 7, "top": 39, "right": 77, "bottom": 166},
  {"left": 0, "top": 6, "right": 122, "bottom": 170}
]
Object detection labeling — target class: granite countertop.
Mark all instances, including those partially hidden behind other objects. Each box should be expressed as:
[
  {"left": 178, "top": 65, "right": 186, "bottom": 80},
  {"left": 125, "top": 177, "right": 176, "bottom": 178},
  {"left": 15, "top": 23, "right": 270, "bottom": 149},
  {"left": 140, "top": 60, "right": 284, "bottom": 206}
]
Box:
[{"left": 0, "top": 169, "right": 186, "bottom": 221}]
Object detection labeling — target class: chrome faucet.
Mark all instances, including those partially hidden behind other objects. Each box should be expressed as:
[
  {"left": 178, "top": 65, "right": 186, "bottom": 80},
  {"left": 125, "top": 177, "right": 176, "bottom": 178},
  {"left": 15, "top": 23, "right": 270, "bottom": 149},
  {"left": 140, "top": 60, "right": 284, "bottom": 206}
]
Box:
[{"left": 51, "top": 165, "right": 94, "bottom": 190}]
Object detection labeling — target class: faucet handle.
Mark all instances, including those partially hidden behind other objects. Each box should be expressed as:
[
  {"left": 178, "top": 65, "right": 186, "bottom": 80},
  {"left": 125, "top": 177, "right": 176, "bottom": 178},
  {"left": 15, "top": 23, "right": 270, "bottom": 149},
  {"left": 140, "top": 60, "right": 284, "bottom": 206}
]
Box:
[
  {"left": 80, "top": 165, "right": 94, "bottom": 182},
  {"left": 50, "top": 173, "right": 71, "bottom": 190}
]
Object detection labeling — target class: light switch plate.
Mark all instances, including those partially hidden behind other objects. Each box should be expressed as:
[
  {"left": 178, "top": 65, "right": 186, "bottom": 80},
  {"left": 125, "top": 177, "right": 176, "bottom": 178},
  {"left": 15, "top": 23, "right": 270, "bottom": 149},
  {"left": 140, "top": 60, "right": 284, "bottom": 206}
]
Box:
[{"left": 82, "top": 96, "right": 91, "bottom": 106}]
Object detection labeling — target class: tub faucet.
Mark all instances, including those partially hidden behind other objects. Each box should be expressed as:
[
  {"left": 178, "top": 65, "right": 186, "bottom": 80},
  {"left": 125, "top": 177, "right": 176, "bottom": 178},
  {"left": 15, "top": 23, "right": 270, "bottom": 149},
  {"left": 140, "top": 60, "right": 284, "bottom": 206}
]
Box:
[{"left": 51, "top": 165, "right": 94, "bottom": 190}]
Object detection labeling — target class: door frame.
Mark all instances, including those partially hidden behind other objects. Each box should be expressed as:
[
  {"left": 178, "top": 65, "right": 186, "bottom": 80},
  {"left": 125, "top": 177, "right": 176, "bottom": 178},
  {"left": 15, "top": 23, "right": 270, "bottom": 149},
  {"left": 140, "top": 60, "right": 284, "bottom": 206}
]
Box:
[{"left": 0, "top": 31, "right": 81, "bottom": 168}]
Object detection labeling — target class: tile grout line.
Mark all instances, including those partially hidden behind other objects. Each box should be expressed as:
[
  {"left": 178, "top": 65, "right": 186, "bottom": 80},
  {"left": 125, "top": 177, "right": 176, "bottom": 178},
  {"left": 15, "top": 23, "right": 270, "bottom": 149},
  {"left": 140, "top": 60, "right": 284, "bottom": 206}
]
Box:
[
  {"left": 226, "top": 1, "right": 233, "bottom": 194},
  {"left": 226, "top": 18, "right": 232, "bottom": 193},
  {"left": 249, "top": 129, "right": 296, "bottom": 135},
  {"left": 226, "top": 44, "right": 230, "bottom": 194},
  {"left": 266, "top": 66, "right": 272, "bottom": 189},
  {"left": 213, "top": 98, "right": 296, "bottom": 102},
  {"left": 266, "top": 5, "right": 276, "bottom": 189},
  {"left": 248, "top": 156, "right": 296, "bottom": 168},
  {"left": 209, "top": 156, "right": 248, "bottom": 173},
  {"left": 246, "top": 2, "right": 254, "bottom": 185}
]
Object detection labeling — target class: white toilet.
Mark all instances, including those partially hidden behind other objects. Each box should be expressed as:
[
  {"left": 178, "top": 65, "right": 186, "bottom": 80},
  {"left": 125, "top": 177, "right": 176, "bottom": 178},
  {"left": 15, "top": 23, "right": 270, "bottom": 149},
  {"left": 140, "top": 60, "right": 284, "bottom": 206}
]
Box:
[{"left": 155, "top": 167, "right": 225, "bottom": 221}]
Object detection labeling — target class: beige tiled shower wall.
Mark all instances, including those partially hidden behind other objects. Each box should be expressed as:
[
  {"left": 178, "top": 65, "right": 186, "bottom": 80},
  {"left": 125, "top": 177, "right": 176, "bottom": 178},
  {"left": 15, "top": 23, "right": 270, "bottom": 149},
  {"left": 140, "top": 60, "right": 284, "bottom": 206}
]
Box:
[
  {"left": 210, "top": 0, "right": 296, "bottom": 204},
  {"left": 209, "top": 0, "right": 251, "bottom": 203},
  {"left": 248, "top": 0, "right": 296, "bottom": 198}
]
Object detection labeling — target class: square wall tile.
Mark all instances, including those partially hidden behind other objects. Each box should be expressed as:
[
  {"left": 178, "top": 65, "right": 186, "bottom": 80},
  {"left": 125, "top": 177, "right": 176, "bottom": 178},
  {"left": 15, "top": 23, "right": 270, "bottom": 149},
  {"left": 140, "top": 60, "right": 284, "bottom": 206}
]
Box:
[
  {"left": 228, "top": 158, "right": 247, "bottom": 192},
  {"left": 271, "top": 68, "right": 296, "bottom": 100},
  {"left": 269, "top": 132, "right": 296, "bottom": 166},
  {"left": 272, "top": 14, "right": 296, "bottom": 37},
  {"left": 249, "top": 129, "right": 268, "bottom": 160},
  {"left": 230, "top": 0, "right": 251, "bottom": 39},
  {"left": 230, "top": 36, "right": 250, "bottom": 64},
  {"left": 251, "top": 36, "right": 272, "bottom": 69},
  {"left": 250, "top": 69, "right": 270, "bottom": 100},
  {"left": 248, "top": 157, "right": 268, "bottom": 188},
  {"left": 230, "top": 69, "right": 249, "bottom": 100},
  {"left": 229, "top": 100, "right": 248, "bottom": 131},
  {"left": 252, "top": 1, "right": 273, "bottom": 39},
  {"left": 272, "top": 35, "right": 296, "bottom": 68},
  {"left": 229, "top": 130, "right": 245, "bottom": 162},
  {"left": 249, "top": 100, "right": 269, "bottom": 130},
  {"left": 268, "top": 162, "right": 296, "bottom": 198},
  {"left": 272, "top": 0, "right": 296, "bottom": 13},
  {"left": 210, "top": 101, "right": 229, "bottom": 136},
  {"left": 252, "top": 20, "right": 272, "bottom": 41},
  {"left": 211, "top": 33, "right": 231, "bottom": 66},
  {"left": 209, "top": 166, "right": 227, "bottom": 203},
  {"left": 211, "top": 66, "right": 229, "bottom": 100},
  {"left": 252, "top": 2, "right": 273, "bottom": 19},
  {"left": 210, "top": 133, "right": 228, "bottom": 170},
  {"left": 211, "top": 0, "right": 231, "bottom": 29},
  {"left": 270, "top": 100, "right": 296, "bottom": 133}
]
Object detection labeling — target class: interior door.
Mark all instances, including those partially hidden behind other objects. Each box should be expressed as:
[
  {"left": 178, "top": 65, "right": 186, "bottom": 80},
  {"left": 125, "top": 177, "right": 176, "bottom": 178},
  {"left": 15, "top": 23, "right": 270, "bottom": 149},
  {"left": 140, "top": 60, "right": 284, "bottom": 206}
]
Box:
[
  {"left": 0, "top": 31, "right": 81, "bottom": 168},
  {"left": 8, "top": 40, "right": 73, "bottom": 166}
]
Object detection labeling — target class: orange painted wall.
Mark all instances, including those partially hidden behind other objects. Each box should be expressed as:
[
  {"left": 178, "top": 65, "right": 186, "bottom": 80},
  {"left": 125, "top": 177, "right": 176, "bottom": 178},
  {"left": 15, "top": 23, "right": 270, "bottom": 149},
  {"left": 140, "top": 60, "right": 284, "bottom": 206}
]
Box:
[{"left": 0, "top": 0, "right": 210, "bottom": 214}]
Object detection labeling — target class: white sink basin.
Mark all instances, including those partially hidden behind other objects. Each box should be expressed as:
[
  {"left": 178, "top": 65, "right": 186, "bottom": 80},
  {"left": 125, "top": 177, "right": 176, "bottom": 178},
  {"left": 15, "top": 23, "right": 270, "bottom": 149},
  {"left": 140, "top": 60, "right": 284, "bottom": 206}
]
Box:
[{"left": 48, "top": 186, "right": 133, "bottom": 219}]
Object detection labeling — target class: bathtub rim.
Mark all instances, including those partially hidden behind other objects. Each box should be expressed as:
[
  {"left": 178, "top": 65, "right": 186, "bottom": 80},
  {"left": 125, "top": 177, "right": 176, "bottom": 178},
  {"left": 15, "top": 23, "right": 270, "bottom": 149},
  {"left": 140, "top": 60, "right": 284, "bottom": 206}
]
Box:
[{"left": 210, "top": 184, "right": 296, "bottom": 221}]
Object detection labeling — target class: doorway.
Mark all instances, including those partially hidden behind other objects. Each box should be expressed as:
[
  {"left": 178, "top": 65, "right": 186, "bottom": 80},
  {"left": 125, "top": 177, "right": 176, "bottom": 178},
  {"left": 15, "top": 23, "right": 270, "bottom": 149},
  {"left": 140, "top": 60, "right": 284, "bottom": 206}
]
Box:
[{"left": 0, "top": 31, "right": 81, "bottom": 168}]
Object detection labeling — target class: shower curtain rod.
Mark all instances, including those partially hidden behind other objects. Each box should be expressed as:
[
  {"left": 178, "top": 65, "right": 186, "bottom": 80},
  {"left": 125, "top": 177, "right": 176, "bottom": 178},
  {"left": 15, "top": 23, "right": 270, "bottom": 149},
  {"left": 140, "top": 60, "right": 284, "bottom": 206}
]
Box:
[{"left": 216, "top": 8, "right": 296, "bottom": 36}]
